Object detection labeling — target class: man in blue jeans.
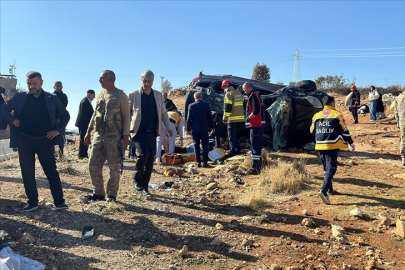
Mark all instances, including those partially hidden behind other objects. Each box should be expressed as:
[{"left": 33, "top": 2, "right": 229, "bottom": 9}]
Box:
[{"left": 310, "top": 96, "right": 355, "bottom": 205}]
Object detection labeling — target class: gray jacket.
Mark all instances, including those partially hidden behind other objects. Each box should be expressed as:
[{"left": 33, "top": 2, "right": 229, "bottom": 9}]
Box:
[{"left": 128, "top": 88, "right": 172, "bottom": 138}]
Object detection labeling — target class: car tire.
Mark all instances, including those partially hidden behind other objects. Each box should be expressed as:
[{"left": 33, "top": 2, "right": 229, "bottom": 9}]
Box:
[{"left": 295, "top": 80, "right": 317, "bottom": 91}]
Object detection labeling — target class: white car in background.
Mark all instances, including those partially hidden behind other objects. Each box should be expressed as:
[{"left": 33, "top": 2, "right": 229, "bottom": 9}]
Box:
[{"left": 65, "top": 129, "right": 78, "bottom": 143}]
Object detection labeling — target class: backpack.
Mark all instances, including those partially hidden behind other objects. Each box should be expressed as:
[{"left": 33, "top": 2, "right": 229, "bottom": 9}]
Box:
[{"left": 344, "top": 92, "right": 353, "bottom": 107}]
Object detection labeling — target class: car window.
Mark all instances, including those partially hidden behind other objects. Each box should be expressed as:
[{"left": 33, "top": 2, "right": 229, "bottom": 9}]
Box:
[{"left": 195, "top": 81, "right": 211, "bottom": 88}]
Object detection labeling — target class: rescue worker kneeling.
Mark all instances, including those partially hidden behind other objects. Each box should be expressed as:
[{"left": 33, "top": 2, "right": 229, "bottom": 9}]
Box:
[{"left": 310, "top": 96, "right": 355, "bottom": 205}]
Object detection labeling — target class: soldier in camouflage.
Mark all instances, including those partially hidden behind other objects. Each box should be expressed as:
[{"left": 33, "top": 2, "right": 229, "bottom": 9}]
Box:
[
  {"left": 394, "top": 92, "right": 405, "bottom": 166},
  {"left": 84, "top": 70, "right": 130, "bottom": 202}
]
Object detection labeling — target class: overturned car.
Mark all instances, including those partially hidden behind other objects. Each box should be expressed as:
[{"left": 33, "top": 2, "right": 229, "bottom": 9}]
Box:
[{"left": 184, "top": 73, "right": 328, "bottom": 150}]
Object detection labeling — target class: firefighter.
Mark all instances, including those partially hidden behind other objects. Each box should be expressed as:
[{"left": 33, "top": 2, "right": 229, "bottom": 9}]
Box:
[
  {"left": 242, "top": 82, "right": 265, "bottom": 175},
  {"left": 222, "top": 80, "right": 245, "bottom": 159}
]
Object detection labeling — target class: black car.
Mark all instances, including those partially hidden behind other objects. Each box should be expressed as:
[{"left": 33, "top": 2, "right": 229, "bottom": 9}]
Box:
[{"left": 184, "top": 73, "right": 328, "bottom": 149}]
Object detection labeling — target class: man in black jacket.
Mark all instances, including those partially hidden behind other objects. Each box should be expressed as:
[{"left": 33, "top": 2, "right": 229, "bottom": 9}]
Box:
[
  {"left": 53, "top": 81, "right": 68, "bottom": 158},
  {"left": 75, "top": 89, "right": 95, "bottom": 158},
  {"left": 163, "top": 92, "right": 177, "bottom": 111},
  {"left": 186, "top": 92, "right": 214, "bottom": 167},
  {"left": 0, "top": 71, "right": 70, "bottom": 211}
]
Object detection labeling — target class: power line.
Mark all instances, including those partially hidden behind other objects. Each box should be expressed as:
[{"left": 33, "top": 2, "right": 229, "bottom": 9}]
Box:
[
  {"left": 300, "top": 46, "right": 405, "bottom": 52},
  {"left": 303, "top": 51, "right": 405, "bottom": 57},
  {"left": 302, "top": 54, "right": 405, "bottom": 58}
]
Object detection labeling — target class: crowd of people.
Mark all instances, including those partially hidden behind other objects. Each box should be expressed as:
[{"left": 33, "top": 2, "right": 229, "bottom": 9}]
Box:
[{"left": 1, "top": 72, "right": 403, "bottom": 209}]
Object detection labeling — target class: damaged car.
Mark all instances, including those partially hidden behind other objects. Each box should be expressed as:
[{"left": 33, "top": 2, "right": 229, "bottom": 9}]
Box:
[{"left": 185, "top": 73, "right": 328, "bottom": 150}]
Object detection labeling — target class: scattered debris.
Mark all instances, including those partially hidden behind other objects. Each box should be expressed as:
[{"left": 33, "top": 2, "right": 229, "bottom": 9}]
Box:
[
  {"left": 210, "top": 238, "right": 222, "bottom": 246},
  {"left": 381, "top": 134, "right": 398, "bottom": 137},
  {"left": 81, "top": 226, "right": 94, "bottom": 241},
  {"left": 0, "top": 230, "right": 8, "bottom": 241},
  {"left": 19, "top": 232, "right": 35, "bottom": 245},
  {"left": 395, "top": 220, "right": 405, "bottom": 238},
  {"left": 349, "top": 208, "right": 362, "bottom": 217},
  {"left": 0, "top": 246, "right": 45, "bottom": 270},
  {"left": 206, "top": 182, "right": 218, "bottom": 190},
  {"left": 179, "top": 245, "right": 188, "bottom": 257},
  {"left": 301, "top": 218, "right": 316, "bottom": 227}
]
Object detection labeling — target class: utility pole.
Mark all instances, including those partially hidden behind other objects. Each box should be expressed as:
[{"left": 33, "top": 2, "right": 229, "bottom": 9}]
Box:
[
  {"left": 9, "top": 60, "right": 16, "bottom": 76},
  {"left": 160, "top": 76, "right": 164, "bottom": 92},
  {"left": 293, "top": 49, "right": 302, "bottom": 82}
]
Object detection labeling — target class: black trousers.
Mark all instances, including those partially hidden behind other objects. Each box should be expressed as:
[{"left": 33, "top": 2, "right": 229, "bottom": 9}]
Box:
[
  {"left": 17, "top": 134, "right": 65, "bottom": 205},
  {"left": 228, "top": 122, "right": 241, "bottom": 155},
  {"left": 132, "top": 130, "right": 157, "bottom": 191},
  {"left": 192, "top": 132, "right": 209, "bottom": 163},
  {"left": 351, "top": 107, "right": 358, "bottom": 122},
  {"left": 319, "top": 149, "right": 339, "bottom": 195},
  {"left": 250, "top": 126, "right": 264, "bottom": 172},
  {"left": 214, "top": 121, "right": 226, "bottom": 148},
  {"left": 78, "top": 127, "right": 89, "bottom": 158}
]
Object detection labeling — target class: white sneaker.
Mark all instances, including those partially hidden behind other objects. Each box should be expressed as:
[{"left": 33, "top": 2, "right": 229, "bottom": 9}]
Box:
[
  {"left": 155, "top": 157, "right": 161, "bottom": 164},
  {"left": 318, "top": 191, "right": 331, "bottom": 205}
]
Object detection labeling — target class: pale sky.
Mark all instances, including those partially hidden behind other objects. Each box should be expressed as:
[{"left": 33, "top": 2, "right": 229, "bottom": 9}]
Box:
[{"left": 1, "top": 1, "right": 404, "bottom": 128}]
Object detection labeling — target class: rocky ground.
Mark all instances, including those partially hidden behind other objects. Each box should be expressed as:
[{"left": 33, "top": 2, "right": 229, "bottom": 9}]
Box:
[{"left": 0, "top": 93, "right": 405, "bottom": 270}]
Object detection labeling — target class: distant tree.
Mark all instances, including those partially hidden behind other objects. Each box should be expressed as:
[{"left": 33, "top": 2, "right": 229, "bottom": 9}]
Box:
[
  {"left": 8, "top": 86, "right": 26, "bottom": 97},
  {"left": 315, "top": 74, "right": 351, "bottom": 89},
  {"left": 161, "top": 79, "right": 173, "bottom": 93},
  {"left": 275, "top": 81, "right": 285, "bottom": 85},
  {"left": 251, "top": 63, "right": 271, "bottom": 83}
]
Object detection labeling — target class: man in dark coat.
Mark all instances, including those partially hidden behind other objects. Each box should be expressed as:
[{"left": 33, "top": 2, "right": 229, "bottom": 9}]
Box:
[
  {"left": 350, "top": 85, "right": 361, "bottom": 124},
  {"left": 75, "top": 89, "right": 95, "bottom": 158},
  {"left": 53, "top": 81, "right": 68, "bottom": 158},
  {"left": 186, "top": 92, "right": 214, "bottom": 167},
  {"left": 163, "top": 92, "right": 177, "bottom": 111},
  {"left": 0, "top": 71, "right": 70, "bottom": 211}
]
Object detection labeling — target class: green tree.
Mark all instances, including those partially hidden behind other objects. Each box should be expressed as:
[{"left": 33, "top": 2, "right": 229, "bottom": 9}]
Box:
[
  {"left": 251, "top": 63, "right": 271, "bottom": 83},
  {"left": 161, "top": 79, "right": 173, "bottom": 93},
  {"left": 315, "top": 74, "right": 353, "bottom": 89}
]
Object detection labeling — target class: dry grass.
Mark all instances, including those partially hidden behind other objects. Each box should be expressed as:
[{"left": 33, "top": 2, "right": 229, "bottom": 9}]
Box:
[
  {"left": 90, "top": 201, "right": 126, "bottom": 215},
  {"left": 261, "top": 158, "right": 312, "bottom": 195},
  {"left": 58, "top": 162, "right": 80, "bottom": 175},
  {"left": 242, "top": 150, "right": 277, "bottom": 169},
  {"left": 0, "top": 157, "right": 19, "bottom": 169},
  {"left": 242, "top": 155, "right": 252, "bottom": 169},
  {"left": 237, "top": 189, "right": 271, "bottom": 210}
]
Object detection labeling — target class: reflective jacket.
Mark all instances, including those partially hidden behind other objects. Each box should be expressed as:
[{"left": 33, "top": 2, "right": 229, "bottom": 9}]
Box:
[
  {"left": 245, "top": 90, "right": 265, "bottom": 128},
  {"left": 223, "top": 86, "right": 244, "bottom": 123},
  {"left": 310, "top": 105, "right": 353, "bottom": 150},
  {"left": 167, "top": 111, "right": 184, "bottom": 138}
]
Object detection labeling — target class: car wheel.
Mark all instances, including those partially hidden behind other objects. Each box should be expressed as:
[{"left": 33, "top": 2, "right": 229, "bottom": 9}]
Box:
[{"left": 295, "top": 80, "right": 317, "bottom": 91}]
